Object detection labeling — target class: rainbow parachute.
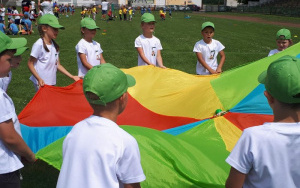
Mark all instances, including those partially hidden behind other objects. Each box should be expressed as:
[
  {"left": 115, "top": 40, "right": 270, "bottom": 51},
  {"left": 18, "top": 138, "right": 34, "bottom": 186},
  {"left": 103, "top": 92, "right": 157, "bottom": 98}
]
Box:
[{"left": 19, "top": 43, "right": 300, "bottom": 187}]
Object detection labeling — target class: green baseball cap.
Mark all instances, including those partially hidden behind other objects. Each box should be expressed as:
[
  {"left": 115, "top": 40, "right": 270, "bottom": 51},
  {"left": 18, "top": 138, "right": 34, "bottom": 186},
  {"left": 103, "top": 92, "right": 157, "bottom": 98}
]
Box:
[
  {"left": 15, "top": 47, "right": 29, "bottom": 56},
  {"left": 258, "top": 55, "right": 300, "bottom": 103},
  {"left": 202, "top": 21, "right": 215, "bottom": 31},
  {"left": 0, "top": 32, "right": 27, "bottom": 54},
  {"left": 276, "top": 28, "right": 291, "bottom": 40},
  {"left": 38, "top": 14, "right": 65, "bottom": 29},
  {"left": 83, "top": 63, "right": 136, "bottom": 105},
  {"left": 80, "top": 18, "right": 100, "bottom": 30},
  {"left": 141, "top": 13, "right": 156, "bottom": 23}
]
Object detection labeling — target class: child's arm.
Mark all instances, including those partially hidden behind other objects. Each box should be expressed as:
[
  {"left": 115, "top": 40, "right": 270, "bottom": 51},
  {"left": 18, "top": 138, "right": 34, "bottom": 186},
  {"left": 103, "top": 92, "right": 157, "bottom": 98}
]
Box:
[
  {"left": 28, "top": 56, "right": 45, "bottom": 87},
  {"left": 225, "top": 167, "right": 246, "bottom": 188},
  {"left": 196, "top": 52, "right": 217, "bottom": 74},
  {"left": 156, "top": 50, "right": 166, "bottom": 68},
  {"left": 57, "top": 58, "right": 81, "bottom": 81},
  {"left": 136, "top": 47, "right": 153, "bottom": 66},
  {"left": 100, "top": 53, "right": 106, "bottom": 64},
  {"left": 0, "top": 119, "right": 36, "bottom": 163},
  {"left": 216, "top": 50, "right": 225, "bottom": 73},
  {"left": 78, "top": 53, "right": 93, "bottom": 70}
]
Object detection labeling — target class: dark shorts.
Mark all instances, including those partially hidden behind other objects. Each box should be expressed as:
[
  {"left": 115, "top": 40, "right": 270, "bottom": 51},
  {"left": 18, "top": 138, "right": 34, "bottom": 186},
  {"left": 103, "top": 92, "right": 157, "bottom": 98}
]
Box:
[
  {"left": 15, "top": 19, "right": 20, "bottom": 25},
  {"left": 0, "top": 170, "right": 21, "bottom": 188},
  {"left": 102, "top": 10, "right": 107, "bottom": 15}
]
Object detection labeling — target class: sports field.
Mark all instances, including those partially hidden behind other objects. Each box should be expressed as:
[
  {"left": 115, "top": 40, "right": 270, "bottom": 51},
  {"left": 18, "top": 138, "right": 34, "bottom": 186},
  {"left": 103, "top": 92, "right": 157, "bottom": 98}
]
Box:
[{"left": 7, "top": 10, "right": 300, "bottom": 187}]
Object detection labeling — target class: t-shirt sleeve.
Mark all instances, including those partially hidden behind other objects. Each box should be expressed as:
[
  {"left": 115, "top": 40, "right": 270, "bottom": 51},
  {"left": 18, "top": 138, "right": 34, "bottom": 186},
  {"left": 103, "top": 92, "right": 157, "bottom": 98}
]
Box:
[
  {"left": 98, "top": 43, "right": 103, "bottom": 54},
  {"left": 135, "top": 37, "right": 142, "bottom": 48},
  {"left": 0, "top": 92, "right": 13, "bottom": 123},
  {"left": 225, "top": 129, "right": 253, "bottom": 174},
  {"left": 217, "top": 41, "right": 225, "bottom": 52},
  {"left": 76, "top": 42, "right": 87, "bottom": 55},
  {"left": 30, "top": 40, "right": 42, "bottom": 59},
  {"left": 116, "top": 136, "right": 146, "bottom": 184},
  {"left": 193, "top": 42, "right": 201, "bottom": 53},
  {"left": 157, "top": 39, "right": 163, "bottom": 50}
]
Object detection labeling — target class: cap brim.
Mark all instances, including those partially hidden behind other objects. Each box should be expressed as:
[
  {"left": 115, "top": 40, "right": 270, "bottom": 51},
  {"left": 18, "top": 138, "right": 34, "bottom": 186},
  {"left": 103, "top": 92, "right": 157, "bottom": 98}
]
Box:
[
  {"left": 85, "top": 26, "right": 100, "bottom": 30},
  {"left": 49, "top": 24, "right": 65, "bottom": 29},
  {"left": 258, "top": 70, "right": 267, "bottom": 84},
  {"left": 7, "top": 38, "right": 27, "bottom": 50},
  {"left": 15, "top": 47, "right": 29, "bottom": 56},
  {"left": 126, "top": 74, "right": 136, "bottom": 87}
]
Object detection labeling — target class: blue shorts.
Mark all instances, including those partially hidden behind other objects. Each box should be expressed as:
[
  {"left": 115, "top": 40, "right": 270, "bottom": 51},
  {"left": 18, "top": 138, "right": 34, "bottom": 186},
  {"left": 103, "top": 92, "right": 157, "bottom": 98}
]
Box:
[{"left": 102, "top": 10, "right": 107, "bottom": 15}]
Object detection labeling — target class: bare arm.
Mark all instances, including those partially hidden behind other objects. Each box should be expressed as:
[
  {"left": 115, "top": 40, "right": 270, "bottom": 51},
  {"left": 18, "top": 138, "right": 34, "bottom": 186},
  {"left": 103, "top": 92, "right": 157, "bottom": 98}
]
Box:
[
  {"left": 196, "top": 52, "right": 217, "bottom": 74},
  {"left": 136, "top": 47, "right": 153, "bottom": 66},
  {"left": 216, "top": 50, "right": 225, "bottom": 73},
  {"left": 57, "top": 58, "right": 81, "bottom": 81},
  {"left": 100, "top": 53, "right": 106, "bottom": 64},
  {"left": 38, "top": 0, "right": 41, "bottom": 7},
  {"left": 156, "top": 50, "right": 166, "bottom": 68},
  {"left": 78, "top": 53, "right": 93, "bottom": 70},
  {"left": 124, "top": 183, "right": 141, "bottom": 188},
  {"left": 27, "top": 56, "right": 45, "bottom": 87},
  {"left": 225, "top": 167, "right": 246, "bottom": 188},
  {"left": 0, "top": 119, "right": 36, "bottom": 163}
]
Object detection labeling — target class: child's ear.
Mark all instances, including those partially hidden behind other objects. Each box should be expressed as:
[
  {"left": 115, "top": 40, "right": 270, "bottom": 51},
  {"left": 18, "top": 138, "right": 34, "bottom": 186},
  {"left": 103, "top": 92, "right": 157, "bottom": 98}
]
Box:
[{"left": 264, "top": 91, "right": 275, "bottom": 105}]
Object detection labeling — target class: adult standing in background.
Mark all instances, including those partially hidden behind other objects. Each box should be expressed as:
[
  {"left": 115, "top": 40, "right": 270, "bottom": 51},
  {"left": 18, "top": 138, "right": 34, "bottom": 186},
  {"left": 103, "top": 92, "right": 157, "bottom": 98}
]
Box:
[
  {"left": 101, "top": 0, "right": 109, "bottom": 20},
  {"left": 22, "top": 0, "right": 31, "bottom": 13},
  {"left": 31, "top": 0, "right": 36, "bottom": 14},
  {"left": 38, "top": 0, "right": 53, "bottom": 15}
]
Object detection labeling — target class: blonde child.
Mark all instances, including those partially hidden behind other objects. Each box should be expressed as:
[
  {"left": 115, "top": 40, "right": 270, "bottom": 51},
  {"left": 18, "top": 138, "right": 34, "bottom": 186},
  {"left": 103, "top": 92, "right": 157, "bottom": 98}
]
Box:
[
  {"left": 0, "top": 32, "right": 36, "bottom": 187},
  {"left": 268, "top": 28, "right": 293, "bottom": 56},
  {"left": 76, "top": 18, "right": 106, "bottom": 77},
  {"left": 193, "top": 21, "right": 225, "bottom": 75},
  {"left": 135, "top": 13, "right": 166, "bottom": 68},
  {"left": 27, "top": 14, "right": 80, "bottom": 91}
]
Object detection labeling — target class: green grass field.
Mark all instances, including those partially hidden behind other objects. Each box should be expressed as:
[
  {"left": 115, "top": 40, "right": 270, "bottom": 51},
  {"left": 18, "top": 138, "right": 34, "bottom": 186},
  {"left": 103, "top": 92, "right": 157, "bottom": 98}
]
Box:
[{"left": 5, "top": 10, "right": 300, "bottom": 187}]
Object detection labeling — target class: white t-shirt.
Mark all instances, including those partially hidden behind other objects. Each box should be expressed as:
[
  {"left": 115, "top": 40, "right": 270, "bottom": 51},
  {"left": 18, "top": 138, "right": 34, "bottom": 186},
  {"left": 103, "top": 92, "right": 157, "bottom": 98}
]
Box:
[
  {"left": 13, "top": 9, "right": 20, "bottom": 20},
  {"left": 135, "top": 34, "right": 163, "bottom": 66},
  {"left": 193, "top": 39, "right": 225, "bottom": 75},
  {"left": 57, "top": 116, "right": 146, "bottom": 188},
  {"left": 226, "top": 122, "right": 300, "bottom": 188},
  {"left": 75, "top": 39, "right": 103, "bottom": 77},
  {"left": 0, "top": 88, "right": 24, "bottom": 174},
  {"left": 268, "top": 49, "right": 280, "bottom": 56},
  {"left": 101, "top": 2, "right": 109, "bottom": 10},
  {"left": 0, "top": 71, "right": 12, "bottom": 92},
  {"left": 31, "top": 1, "right": 35, "bottom": 9},
  {"left": 30, "top": 38, "right": 59, "bottom": 85},
  {"left": 41, "top": 1, "right": 53, "bottom": 15},
  {"left": 0, "top": 8, "right": 5, "bottom": 17}
]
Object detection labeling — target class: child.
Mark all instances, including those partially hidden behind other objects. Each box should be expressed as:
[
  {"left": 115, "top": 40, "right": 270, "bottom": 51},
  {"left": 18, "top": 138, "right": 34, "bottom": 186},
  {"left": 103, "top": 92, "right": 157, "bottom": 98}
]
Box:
[
  {"left": 27, "top": 14, "right": 80, "bottom": 91},
  {"left": 8, "top": 18, "right": 19, "bottom": 35},
  {"left": 226, "top": 55, "right": 300, "bottom": 188},
  {"left": 71, "top": 5, "right": 75, "bottom": 16},
  {"left": 76, "top": 18, "right": 106, "bottom": 77},
  {"left": 80, "top": 8, "right": 86, "bottom": 19},
  {"left": 29, "top": 9, "right": 37, "bottom": 26},
  {"left": 0, "top": 20, "right": 5, "bottom": 33},
  {"left": 135, "top": 13, "right": 166, "bottom": 68},
  {"left": 92, "top": 5, "right": 97, "bottom": 20},
  {"left": 0, "top": 47, "right": 28, "bottom": 91},
  {"left": 57, "top": 63, "right": 146, "bottom": 188},
  {"left": 128, "top": 7, "right": 133, "bottom": 21},
  {"left": 0, "top": 32, "right": 36, "bottom": 187},
  {"left": 12, "top": 6, "right": 21, "bottom": 30},
  {"left": 23, "top": 13, "right": 32, "bottom": 35},
  {"left": 268, "top": 28, "right": 293, "bottom": 56},
  {"left": 159, "top": 7, "right": 165, "bottom": 20},
  {"left": 0, "top": 4, "right": 5, "bottom": 22},
  {"left": 123, "top": 6, "right": 127, "bottom": 21},
  {"left": 168, "top": 7, "right": 172, "bottom": 18},
  {"left": 193, "top": 21, "right": 225, "bottom": 75},
  {"left": 54, "top": 5, "right": 59, "bottom": 18},
  {"left": 118, "top": 7, "right": 122, "bottom": 21}
]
